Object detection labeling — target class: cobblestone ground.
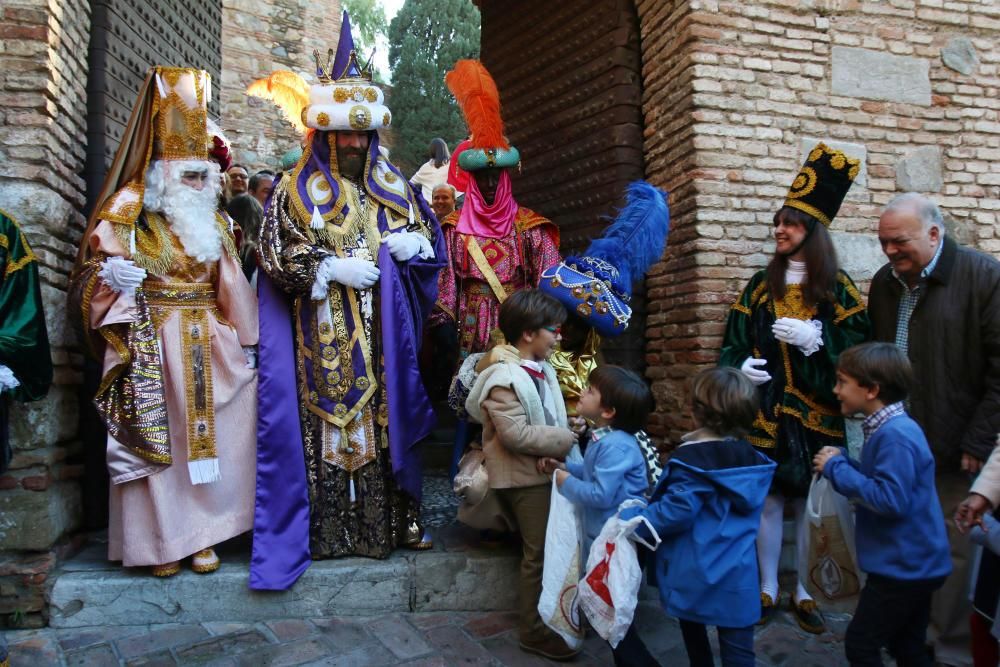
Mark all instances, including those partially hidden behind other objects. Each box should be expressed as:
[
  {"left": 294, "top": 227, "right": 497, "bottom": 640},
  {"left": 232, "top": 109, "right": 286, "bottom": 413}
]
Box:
[
  {"left": 3, "top": 475, "right": 855, "bottom": 666},
  {"left": 4, "top": 602, "right": 851, "bottom": 666}
]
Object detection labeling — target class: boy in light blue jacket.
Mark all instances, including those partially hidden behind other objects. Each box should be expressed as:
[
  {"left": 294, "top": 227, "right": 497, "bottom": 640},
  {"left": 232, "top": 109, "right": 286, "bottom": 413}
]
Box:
[
  {"left": 539, "top": 364, "right": 656, "bottom": 667},
  {"left": 813, "top": 342, "right": 951, "bottom": 667},
  {"left": 622, "top": 366, "right": 775, "bottom": 667}
]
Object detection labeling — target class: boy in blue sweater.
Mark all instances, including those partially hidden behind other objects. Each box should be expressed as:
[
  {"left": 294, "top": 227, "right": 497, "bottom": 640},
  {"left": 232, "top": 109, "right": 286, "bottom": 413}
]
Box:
[
  {"left": 813, "top": 342, "right": 952, "bottom": 667},
  {"left": 538, "top": 365, "right": 656, "bottom": 666}
]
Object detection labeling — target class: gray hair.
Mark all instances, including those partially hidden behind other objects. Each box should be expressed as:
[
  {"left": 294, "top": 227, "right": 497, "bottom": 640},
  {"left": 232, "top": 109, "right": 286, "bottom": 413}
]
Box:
[
  {"left": 884, "top": 192, "right": 945, "bottom": 234},
  {"left": 432, "top": 183, "right": 456, "bottom": 197}
]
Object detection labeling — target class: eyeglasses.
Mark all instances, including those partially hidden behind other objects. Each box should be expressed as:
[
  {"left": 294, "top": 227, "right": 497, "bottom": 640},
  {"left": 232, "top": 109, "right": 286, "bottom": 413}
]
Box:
[{"left": 542, "top": 325, "right": 561, "bottom": 335}]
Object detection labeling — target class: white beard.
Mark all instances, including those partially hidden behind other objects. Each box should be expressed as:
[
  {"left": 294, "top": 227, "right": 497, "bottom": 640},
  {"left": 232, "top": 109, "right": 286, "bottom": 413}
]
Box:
[{"left": 144, "top": 161, "right": 223, "bottom": 263}]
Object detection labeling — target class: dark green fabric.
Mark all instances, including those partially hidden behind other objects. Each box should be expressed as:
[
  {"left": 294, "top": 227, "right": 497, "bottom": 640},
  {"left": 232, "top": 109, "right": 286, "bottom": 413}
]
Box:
[
  {"left": 0, "top": 210, "right": 52, "bottom": 403},
  {"left": 720, "top": 269, "right": 870, "bottom": 494}
]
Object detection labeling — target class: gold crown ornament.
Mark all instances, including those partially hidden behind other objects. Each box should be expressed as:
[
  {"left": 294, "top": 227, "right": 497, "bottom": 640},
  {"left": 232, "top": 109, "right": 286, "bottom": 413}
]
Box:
[
  {"left": 152, "top": 67, "right": 212, "bottom": 162},
  {"left": 783, "top": 143, "right": 861, "bottom": 227},
  {"left": 246, "top": 13, "right": 392, "bottom": 134}
]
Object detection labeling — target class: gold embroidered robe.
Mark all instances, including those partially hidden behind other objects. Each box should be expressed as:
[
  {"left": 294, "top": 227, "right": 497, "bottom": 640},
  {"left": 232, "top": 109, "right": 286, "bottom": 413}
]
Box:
[{"left": 79, "top": 213, "right": 258, "bottom": 566}]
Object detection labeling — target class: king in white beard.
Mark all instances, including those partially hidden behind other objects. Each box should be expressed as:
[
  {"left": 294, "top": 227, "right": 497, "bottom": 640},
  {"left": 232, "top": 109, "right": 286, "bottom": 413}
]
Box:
[
  {"left": 72, "top": 67, "right": 260, "bottom": 579},
  {"left": 144, "top": 159, "right": 224, "bottom": 262},
  {"left": 78, "top": 159, "right": 259, "bottom": 576}
]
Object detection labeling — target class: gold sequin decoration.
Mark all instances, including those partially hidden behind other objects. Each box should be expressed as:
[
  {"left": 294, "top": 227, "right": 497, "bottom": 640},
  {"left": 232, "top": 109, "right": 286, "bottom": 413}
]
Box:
[
  {"left": 317, "top": 112, "right": 331, "bottom": 127},
  {"left": 180, "top": 308, "right": 217, "bottom": 463},
  {"left": 348, "top": 105, "right": 371, "bottom": 130},
  {"left": 786, "top": 167, "right": 818, "bottom": 200}
]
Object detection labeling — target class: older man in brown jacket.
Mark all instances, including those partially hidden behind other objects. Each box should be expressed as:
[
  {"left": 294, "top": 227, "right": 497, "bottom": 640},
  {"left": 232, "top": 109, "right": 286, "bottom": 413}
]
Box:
[{"left": 869, "top": 192, "right": 1000, "bottom": 665}]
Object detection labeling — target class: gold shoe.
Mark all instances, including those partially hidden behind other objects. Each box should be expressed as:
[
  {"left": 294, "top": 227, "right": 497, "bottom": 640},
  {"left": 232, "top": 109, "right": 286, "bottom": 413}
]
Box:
[
  {"left": 757, "top": 592, "right": 777, "bottom": 626},
  {"left": 151, "top": 561, "right": 181, "bottom": 577},
  {"left": 190, "top": 548, "right": 220, "bottom": 574},
  {"left": 790, "top": 595, "right": 826, "bottom": 634},
  {"left": 403, "top": 521, "right": 434, "bottom": 550},
  {"left": 405, "top": 530, "right": 434, "bottom": 551}
]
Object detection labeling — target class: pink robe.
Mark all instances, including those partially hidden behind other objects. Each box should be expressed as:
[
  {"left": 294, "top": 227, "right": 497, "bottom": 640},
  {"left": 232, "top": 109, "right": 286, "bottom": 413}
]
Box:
[
  {"left": 431, "top": 207, "right": 560, "bottom": 363},
  {"left": 88, "top": 218, "right": 258, "bottom": 567}
]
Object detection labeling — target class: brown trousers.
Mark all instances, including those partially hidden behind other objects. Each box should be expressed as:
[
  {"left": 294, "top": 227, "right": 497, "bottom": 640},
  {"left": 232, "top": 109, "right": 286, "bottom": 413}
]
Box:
[
  {"left": 496, "top": 483, "right": 554, "bottom": 642},
  {"left": 931, "top": 469, "right": 974, "bottom": 666}
]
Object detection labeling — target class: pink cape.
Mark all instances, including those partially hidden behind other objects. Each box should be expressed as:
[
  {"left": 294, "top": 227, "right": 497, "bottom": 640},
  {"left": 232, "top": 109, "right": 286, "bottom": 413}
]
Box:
[{"left": 456, "top": 170, "right": 519, "bottom": 239}]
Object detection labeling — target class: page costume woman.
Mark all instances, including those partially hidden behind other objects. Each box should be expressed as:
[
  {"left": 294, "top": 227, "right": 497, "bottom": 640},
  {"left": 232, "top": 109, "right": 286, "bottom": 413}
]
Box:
[{"left": 720, "top": 143, "right": 871, "bottom": 632}]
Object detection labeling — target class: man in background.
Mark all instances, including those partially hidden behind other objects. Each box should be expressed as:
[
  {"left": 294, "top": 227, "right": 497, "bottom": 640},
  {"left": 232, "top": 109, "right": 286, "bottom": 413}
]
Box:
[
  {"left": 249, "top": 170, "right": 275, "bottom": 208},
  {"left": 431, "top": 183, "right": 456, "bottom": 220},
  {"left": 226, "top": 163, "right": 248, "bottom": 200}
]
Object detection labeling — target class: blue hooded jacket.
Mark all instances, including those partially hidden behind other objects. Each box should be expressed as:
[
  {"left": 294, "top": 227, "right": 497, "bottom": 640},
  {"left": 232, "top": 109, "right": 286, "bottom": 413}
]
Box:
[{"left": 623, "top": 438, "right": 776, "bottom": 628}]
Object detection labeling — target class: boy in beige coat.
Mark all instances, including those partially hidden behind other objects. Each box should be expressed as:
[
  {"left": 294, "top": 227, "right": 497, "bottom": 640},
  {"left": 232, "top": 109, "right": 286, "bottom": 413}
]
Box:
[{"left": 465, "top": 289, "right": 578, "bottom": 661}]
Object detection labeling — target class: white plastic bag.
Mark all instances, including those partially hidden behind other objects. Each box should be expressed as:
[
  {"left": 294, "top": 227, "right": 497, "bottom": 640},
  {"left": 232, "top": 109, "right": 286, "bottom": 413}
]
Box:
[
  {"left": 800, "top": 474, "right": 863, "bottom": 602},
  {"left": 577, "top": 500, "right": 660, "bottom": 648},
  {"left": 538, "top": 474, "right": 585, "bottom": 650}
]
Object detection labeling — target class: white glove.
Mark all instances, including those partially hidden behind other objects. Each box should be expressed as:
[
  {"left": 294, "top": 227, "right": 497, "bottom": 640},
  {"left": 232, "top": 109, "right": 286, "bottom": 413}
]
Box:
[
  {"left": 242, "top": 346, "right": 258, "bottom": 369},
  {"left": 311, "top": 256, "right": 380, "bottom": 300},
  {"left": 384, "top": 231, "right": 433, "bottom": 262},
  {"left": 0, "top": 364, "right": 20, "bottom": 392},
  {"left": 772, "top": 317, "right": 824, "bottom": 356},
  {"left": 99, "top": 256, "right": 147, "bottom": 296},
  {"left": 741, "top": 357, "right": 772, "bottom": 386}
]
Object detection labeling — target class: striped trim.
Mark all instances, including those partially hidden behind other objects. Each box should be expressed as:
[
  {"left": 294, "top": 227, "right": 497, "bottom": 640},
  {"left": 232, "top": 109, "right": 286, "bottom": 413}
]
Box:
[{"left": 783, "top": 199, "right": 832, "bottom": 228}]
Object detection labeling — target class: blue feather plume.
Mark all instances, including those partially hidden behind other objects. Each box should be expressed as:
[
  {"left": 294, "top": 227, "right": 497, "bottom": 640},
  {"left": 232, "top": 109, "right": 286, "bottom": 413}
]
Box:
[{"left": 579, "top": 181, "right": 669, "bottom": 296}]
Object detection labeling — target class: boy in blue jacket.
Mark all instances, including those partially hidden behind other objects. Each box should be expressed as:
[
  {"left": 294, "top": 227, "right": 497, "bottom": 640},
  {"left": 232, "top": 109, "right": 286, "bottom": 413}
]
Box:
[
  {"left": 814, "top": 342, "right": 951, "bottom": 667},
  {"left": 623, "top": 366, "right": 776, "bottom": 667},
  {"left": 539, "top": 365, "right": 656, "bottom": 666}
]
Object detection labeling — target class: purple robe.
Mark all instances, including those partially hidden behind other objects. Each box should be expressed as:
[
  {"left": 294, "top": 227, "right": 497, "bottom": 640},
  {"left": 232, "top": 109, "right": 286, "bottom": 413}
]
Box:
[{"left": 250, "top": 131, "right": 445, "bottom": 590}]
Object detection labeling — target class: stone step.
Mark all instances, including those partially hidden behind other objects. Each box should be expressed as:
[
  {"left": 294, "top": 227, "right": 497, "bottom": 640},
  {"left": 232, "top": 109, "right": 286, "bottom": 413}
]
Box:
[{"left": 48, "top": 525, "right": 521, "bottom": 629}]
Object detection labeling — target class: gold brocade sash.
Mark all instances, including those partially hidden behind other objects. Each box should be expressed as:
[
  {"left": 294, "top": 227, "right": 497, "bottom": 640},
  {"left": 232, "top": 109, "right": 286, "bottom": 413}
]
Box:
[
  {"left": 464, "top": 235, "right": 508, "bottom": 304},
  {"left": 94, "top": 289, "right": 171, "bottom": 465},
  {"left": 143, "top": 281, "right": 220, "bottom": 480}
]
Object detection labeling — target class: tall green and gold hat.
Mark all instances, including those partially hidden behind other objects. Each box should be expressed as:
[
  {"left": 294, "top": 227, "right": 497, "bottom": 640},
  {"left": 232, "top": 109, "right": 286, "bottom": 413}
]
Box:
[
  {"left": 783, "top": 143, "right": 861, "bottom": 227},
  {"left": 445, "top": 60, "right": 520, "bottom": 172}
]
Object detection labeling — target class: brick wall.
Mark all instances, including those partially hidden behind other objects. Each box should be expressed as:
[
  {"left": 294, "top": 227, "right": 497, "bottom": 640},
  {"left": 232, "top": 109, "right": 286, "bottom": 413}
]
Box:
[
  {"left": 219, "top": 0, "right": 343, "bottom": 171},
  {"left": 0, "top": 0, "right": 91, "bottom": 625},
  {"left": 633, "top": 0, "right": 707, "bottom": 439},
  {"left": 636, "top": 0, "right": 999, "bottom": 441},
  {"left": 0, "top": 0, "right": 90, "bottom": 545}
]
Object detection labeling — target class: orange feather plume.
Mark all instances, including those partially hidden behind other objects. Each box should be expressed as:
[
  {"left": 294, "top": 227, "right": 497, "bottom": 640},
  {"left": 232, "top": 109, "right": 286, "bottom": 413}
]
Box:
[
  {"left": 247, "top": 71, "right": 310, "bottom": 134},
  {"left": 445, "top": 60, "right": 508, "bottom": 150}
]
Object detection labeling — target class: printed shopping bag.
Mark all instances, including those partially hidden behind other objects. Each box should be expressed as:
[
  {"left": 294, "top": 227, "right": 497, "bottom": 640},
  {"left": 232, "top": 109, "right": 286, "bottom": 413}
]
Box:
[
  {"left": 801, "top": 475, "right": 862, "bottom": 602},
  {"left": 577, "top": 500, "right": 660, "bottom": 648},
  {"left": 538, "top": 474, "right": 585, "bottom": 650}
]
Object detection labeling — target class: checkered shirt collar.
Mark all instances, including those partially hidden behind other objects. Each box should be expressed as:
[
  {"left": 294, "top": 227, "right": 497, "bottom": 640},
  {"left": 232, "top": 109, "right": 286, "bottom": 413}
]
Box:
[
  {"left": 892, "top": 238, "right": 944, "bottom": 290},
  {"left": 862, "top": 402, "right": 906, "bottom": 442},
  {"left": 591, "top": 426, "right": 614, "bottom": 442}
]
